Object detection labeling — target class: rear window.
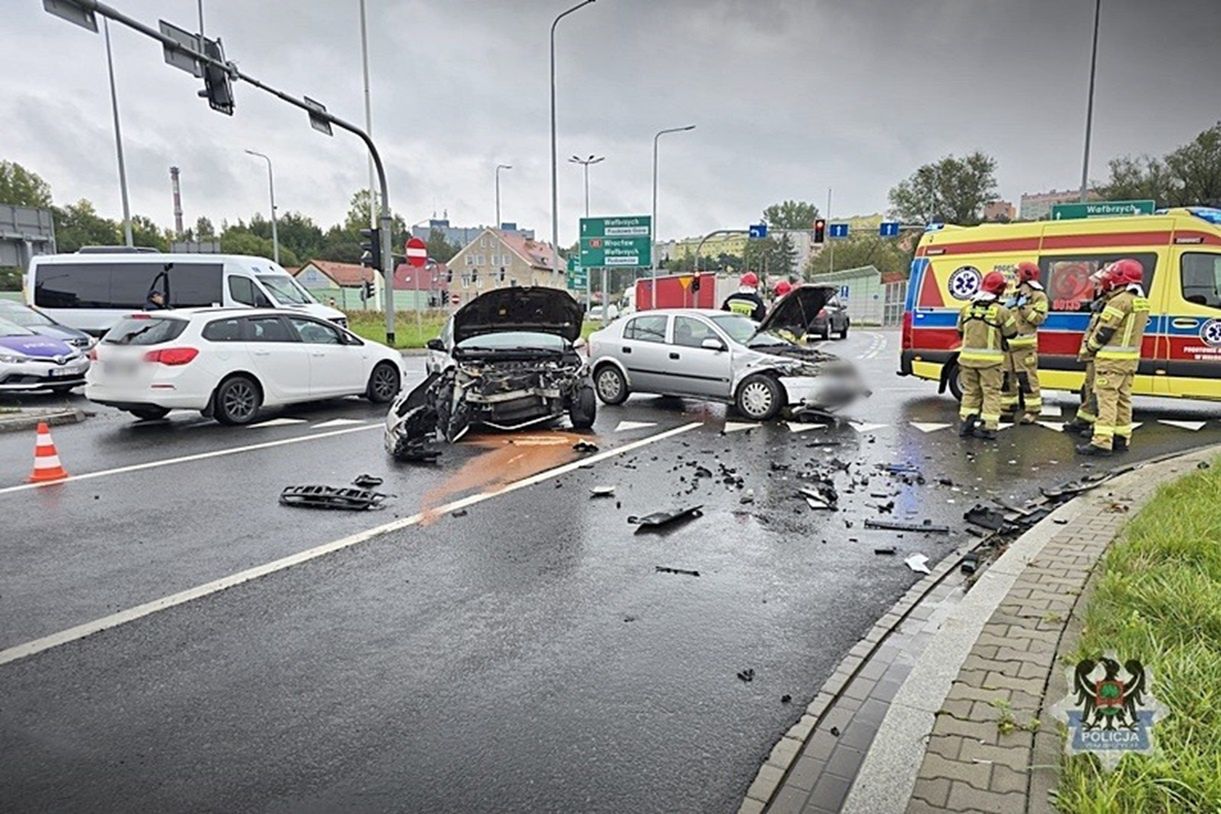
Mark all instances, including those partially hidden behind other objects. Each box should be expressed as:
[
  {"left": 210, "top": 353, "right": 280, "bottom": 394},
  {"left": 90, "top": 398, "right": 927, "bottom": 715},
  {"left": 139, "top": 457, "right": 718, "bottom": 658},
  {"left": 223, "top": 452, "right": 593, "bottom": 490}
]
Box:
[
  {"left": 202, "top": 317, "right": 244, "bottom": 342},
  {"left": 34, "top": 261, "right": 223, "bottom": 309},
  {"left": 102, "top": 317, "right": 188, "bottom": 346},
  {"left": 624, "top": 315, "right": 667, "bottom": 343},
  {"left": 1041, "top": 253, "right": 1156, "bottom": 312}
]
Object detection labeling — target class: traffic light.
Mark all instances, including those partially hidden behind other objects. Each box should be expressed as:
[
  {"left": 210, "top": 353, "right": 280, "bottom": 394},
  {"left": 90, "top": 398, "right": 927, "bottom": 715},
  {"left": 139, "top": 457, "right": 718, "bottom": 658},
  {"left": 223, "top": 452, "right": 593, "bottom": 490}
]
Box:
[
  {"left": 813, "top": 218, "right": 826, "bottom": 244},
  {"left": 359, "top": 227, "right": 382, "bottom": 270},
  {"left": 198, "top": 38, "right": 235, "bottom": 116},
  {"left": 499, "top": 267, "right": 506, "bottom": 283},
  {"left": 361, "top": 280, "right": 374, "bottom": 301},
  {"left": 445, "top": 269, "right": 453, "bottom": 284}
]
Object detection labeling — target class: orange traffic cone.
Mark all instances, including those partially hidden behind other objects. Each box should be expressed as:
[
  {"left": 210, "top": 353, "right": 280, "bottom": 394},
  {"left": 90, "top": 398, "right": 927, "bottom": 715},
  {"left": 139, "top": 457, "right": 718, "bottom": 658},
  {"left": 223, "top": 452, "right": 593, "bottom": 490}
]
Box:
[{"left": 29, "top": 421, "right": 69, "bottom": 483}]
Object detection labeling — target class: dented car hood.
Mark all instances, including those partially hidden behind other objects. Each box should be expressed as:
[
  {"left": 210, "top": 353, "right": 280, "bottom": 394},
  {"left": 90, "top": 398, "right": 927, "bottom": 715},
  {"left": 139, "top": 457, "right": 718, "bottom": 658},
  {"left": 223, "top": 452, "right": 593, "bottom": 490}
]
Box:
[
  {"left": 755, "top": 284, "right": 833, "bottom": 337},
  {"left": 453, "top": 287, "right": 584, "bottom": 345}
]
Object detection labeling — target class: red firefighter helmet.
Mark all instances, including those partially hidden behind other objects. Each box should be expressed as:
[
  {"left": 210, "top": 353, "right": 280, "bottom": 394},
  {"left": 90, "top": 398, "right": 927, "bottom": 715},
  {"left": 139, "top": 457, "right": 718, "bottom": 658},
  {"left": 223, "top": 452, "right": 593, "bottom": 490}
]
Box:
[
  {"left": 1015, "top": 261, "right": 1040, "bottom": 283},
  {"left": 740, "top": 272, "right": 759, "bottom": 288},
  {"left": 1110, "top": 258, "right": 1144, "bottom": 286},
  {"left": 773, "top": 279, "right": 793, "bottom": 297},
  {"left": 981, "top": 271, "right": 1008, "bottom": 296}
]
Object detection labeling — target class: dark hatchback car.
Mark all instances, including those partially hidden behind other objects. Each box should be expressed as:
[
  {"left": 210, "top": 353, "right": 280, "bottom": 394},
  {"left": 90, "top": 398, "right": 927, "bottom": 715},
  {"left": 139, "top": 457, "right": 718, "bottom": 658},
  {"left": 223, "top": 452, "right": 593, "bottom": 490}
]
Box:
[
  {"left": 385, "top": 287, "right": 595, "bottom": 457},
  {"left": 0, "top": 301, "right": 94, "bottom": 350},
  {"left": 808, "top": 294, "right": 850, "bottom": 340}
]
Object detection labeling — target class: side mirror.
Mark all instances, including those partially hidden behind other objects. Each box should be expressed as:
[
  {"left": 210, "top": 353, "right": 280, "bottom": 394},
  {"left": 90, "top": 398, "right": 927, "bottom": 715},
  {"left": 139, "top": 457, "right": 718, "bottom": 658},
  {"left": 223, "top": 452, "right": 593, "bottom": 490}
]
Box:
[
  {"left": 425, "top": 338, "right": 445, "bottom": 352},
  {"left": 701, "top": 337, "right": 726, "bottom": 352},
  {"left": 573, "top": 338, "right": 587, "bottom": 350}
]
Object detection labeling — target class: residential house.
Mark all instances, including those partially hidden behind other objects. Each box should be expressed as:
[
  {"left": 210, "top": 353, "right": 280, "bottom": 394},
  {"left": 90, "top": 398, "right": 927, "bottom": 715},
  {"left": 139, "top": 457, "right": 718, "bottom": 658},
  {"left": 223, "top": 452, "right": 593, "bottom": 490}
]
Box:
[
  {"left": 292, "top": 259, "right": 374, "bottom": 309},
  {"left": 394, "top": 260, "right": 451, "bottom": 309},
  {"left": 447, "top": 229, "right": 563, "bottom": 305}
]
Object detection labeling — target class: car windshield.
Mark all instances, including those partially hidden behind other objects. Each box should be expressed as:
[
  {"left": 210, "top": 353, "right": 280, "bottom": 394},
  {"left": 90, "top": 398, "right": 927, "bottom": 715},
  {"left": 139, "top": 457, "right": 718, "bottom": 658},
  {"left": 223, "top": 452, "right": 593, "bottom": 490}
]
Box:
[
  {"left": 0, "top": 304, "right": 54, "bottom": 328},
  {"left": 102, "top": 316, "right": 188, "bottom": 345},
  {"left": 257, "top": 274, "right": 315, "bottom": 306},
  {"left": 457, "top": 331, "right": 567, "bottom": 352},
  {"left": 710, "top": 313, "right": 796, "bottom": 349}
]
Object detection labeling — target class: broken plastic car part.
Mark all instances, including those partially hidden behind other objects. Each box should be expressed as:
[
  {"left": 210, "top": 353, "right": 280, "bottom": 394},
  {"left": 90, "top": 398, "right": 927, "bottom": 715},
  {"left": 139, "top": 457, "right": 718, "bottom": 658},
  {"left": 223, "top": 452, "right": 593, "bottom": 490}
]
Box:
[{"left": 280, "top": 485, "right": 388, "bottom": 510}]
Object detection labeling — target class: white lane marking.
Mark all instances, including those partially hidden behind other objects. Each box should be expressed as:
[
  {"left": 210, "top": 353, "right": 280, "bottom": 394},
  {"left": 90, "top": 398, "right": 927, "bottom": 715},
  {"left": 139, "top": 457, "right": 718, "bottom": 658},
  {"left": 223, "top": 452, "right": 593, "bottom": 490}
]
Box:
[
  {"left": 848, "top": 421, "right": 888, "bottom": 433},
  {"left": 0, "top": 421, "right": 701, "bottom": 668},
  {"left": 1040, "top": 404, "right": 1062, "bottom": 417},
  {"left": 313, "top": 418, "right": 368, "bottom": 428},
  {"left": 1037, "top": 421, "right": 1065, "bottom": 432},
  {"left": 614, "top": 420, "right": 657, "bottom": 432},
  {"left": 997, "top": 422, "right": 1014, "bottom": 431},
  {"left": 1159, "top": 419, "right": 1205, "bottom": 431},
  {"left": 855, "top": 332, "right": 888, "bottom": 360},
  {"left": 785, "top": 422, "right": 821, "bottom": 433},
  {"left": 910, "top": 422, "right": 951, "bottom": 433},
  {"left": 722, "top": 421, "right": 758, "bottom": 433},
  {"left": 248, "top": 417, "right": 307, "bottom": 428},
  {"left": 0, "top": 425, "right": 380, "bottom": 498}
]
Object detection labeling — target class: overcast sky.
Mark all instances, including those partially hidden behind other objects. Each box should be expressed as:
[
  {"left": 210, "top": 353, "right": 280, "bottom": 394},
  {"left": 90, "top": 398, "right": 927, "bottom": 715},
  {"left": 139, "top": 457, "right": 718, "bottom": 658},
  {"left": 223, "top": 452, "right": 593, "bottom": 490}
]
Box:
[{"left": 5, "top": 0, "right": 1220, "bottom": 245}]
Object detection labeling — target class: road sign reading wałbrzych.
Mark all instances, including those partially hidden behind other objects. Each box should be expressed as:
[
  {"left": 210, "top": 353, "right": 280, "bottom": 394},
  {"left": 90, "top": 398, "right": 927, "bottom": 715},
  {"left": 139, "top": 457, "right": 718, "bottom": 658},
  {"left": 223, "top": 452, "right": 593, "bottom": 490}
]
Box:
[
  {"left": 580, "top": 216, "right": 652, "bottom": 268},
  {"left": 1051, "top": 199, "right": 1155, "bottom": 220}
]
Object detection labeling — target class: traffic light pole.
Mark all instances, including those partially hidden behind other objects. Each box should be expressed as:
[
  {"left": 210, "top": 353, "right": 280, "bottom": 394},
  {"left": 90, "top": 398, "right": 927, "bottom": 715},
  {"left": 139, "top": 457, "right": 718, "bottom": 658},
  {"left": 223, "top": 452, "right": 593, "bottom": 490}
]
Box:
[{"left": 51, "top": 0, "right": 399, "bottom": 344}]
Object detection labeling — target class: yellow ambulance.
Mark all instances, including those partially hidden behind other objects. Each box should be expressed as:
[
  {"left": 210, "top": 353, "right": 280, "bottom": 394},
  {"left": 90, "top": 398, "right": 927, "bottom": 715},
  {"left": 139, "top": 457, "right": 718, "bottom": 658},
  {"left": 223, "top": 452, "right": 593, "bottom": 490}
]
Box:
[{"left": 898, "top": 207, "right": 1221, "bottom": 402}]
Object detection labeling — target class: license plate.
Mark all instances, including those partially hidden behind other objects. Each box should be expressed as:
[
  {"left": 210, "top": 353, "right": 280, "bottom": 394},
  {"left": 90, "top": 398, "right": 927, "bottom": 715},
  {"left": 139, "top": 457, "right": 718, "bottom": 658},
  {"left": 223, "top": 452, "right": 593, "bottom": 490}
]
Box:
[
  {"left": 103, "top": 360, "right": 138, "bottom": 375},
  {"left": 50, "top": 367, "right": 78, "bottom": 378}
]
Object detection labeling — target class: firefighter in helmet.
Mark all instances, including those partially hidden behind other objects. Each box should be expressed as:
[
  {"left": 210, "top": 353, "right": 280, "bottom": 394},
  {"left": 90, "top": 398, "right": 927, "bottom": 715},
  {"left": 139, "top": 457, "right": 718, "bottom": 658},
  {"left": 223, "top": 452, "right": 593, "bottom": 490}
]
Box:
[
  {"left": 1062, "top": 267, "right": 1113, "bottom": 437},
  {"left": 1000, "top": 262, "right": 1050, "bottom": 423},
  {"left": 721, "top": 272, "right": 767, "bottom": 321},
  {"left": 956, "top": 271, "right": 1018, "bottom": 440},
  {"left": 1077, "top": 259, "right": 1150, "bottom": 456}
]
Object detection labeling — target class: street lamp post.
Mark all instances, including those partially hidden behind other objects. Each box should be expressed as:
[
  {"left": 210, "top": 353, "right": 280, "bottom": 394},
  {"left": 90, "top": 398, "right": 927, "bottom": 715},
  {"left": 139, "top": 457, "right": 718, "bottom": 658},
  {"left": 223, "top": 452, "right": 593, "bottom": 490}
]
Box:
[
  {"left": 103, "top": 19, "right": 133, "bottom": 247},
  {"left": 495, "top": 164, "right": 512, "bottom": 228},
  {"left": 244, "top": 150, "right": 278, "bottom": 264},
  {"left": 650, "top": 124, "right": 695, "bottom": 309},
  {"left": 567, "top": 154, "right": 604, "bottom": 217},
  {"left": 569, "top": 154, "right": 603, "bottom": 318},
  {"left": 359, "top": 0, "right": 382, "bottom": 311},
  {"left": 1080, "top": 0, "right": 1102, "bottom": 202},
  {"left": 550, "top": 1, "right": 596, "bottom": 268}
]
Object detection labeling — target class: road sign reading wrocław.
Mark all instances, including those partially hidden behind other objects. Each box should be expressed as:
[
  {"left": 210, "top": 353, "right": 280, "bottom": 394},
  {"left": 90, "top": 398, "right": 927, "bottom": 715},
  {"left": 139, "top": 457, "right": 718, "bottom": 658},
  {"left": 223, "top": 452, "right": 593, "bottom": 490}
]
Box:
[{"left": 580, "top": 216, "right": 652, "bottom": 268}]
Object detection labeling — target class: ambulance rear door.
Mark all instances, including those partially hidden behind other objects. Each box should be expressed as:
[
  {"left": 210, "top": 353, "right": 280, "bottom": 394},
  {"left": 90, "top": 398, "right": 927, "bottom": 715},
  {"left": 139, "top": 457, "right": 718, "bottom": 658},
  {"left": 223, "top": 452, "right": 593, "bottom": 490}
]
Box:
[{"left": 1163, "top": 239, "right": 1221, "bottom": 400}]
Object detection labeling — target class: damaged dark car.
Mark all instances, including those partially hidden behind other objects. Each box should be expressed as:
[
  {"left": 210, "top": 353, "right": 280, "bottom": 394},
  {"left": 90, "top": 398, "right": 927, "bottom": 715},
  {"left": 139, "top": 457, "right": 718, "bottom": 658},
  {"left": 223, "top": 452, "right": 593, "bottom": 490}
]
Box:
[{"left": 385, "top": 287, "right": 595, "bottom": 459}]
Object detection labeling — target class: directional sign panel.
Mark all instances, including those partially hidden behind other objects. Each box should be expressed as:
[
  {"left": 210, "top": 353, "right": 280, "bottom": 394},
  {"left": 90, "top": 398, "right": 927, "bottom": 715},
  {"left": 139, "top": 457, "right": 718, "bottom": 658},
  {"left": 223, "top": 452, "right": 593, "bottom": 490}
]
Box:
[
  {"left": 159, "top": 19, "right": 203, "bottom": 76},
  {"left": 828, "top": 223, "right": 850, "bottom": 239},
  {"left": 879, "top": 221, "right": 900, "bottom": 237},
  {"left": 1051, "top": 200, "right": 1155, "bottom": 220},
  {"left": 566, "top": 255, "right": 587, "bottom": 290},
  {"left": 580, "top": 215, "right": 651, "bottom": 269},
  {"left": 748, "top": 223, "right": 768, "bottom": 240}
]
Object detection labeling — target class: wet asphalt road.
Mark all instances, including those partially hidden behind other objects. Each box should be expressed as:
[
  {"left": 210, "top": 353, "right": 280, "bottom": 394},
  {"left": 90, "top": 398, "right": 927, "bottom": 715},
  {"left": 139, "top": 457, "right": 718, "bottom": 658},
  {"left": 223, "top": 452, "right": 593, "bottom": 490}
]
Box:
[{"left": 2, "top": 332, "right": 1219, "bottom": 813}]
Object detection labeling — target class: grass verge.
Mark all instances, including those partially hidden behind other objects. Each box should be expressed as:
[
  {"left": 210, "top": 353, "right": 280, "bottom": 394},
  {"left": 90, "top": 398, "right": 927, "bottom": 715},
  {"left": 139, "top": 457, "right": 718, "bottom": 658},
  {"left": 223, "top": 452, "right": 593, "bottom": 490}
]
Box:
[{"left": 1053, "top": 456, "right": 1221, "bottom": 814}]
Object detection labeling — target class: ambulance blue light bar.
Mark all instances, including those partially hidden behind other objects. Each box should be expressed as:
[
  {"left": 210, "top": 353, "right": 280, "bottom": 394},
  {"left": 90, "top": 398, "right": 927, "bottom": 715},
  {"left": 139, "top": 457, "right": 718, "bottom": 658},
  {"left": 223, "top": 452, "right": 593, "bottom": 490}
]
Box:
[{"left": 1187, "top": 207, "right": 1221, "bottom": 225}]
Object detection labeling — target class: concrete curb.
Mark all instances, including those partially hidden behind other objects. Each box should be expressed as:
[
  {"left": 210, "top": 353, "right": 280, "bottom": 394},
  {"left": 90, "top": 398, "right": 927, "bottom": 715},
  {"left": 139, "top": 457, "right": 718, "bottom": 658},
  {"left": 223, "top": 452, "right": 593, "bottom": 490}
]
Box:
[
  {"left": 842, "top": 443, "right": 1221, "bottom": 814},
  {"left": 0, "top": 409, "right": 85, "bottom": 434}
]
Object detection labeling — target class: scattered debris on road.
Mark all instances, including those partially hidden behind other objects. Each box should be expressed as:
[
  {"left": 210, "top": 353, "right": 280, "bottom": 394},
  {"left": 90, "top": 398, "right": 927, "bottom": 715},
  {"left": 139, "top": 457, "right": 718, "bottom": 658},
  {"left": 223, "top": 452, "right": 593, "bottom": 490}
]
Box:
[
  {"left": 864, "top": 518, "right": 950, "bottom": 534},
  {"left": 960, "top": 553, "right": 980, "bottom": 574},
  {"left": 630, "top": 505, "right": 704, "bottom": 531},
  {"left": 904, "top": 553, "right": 931, "bottom": 574},
  {"left": 736, "top": 668, "right": 755, "bottom": 682},
  {"left": 573, "top": 440, "right": 599, "bottom": 453},
  {"left": 279, "top": 485, "right": 388, "bottom": 511},
  {"left": 351, "top": 474, "right": 384, "bottom": 488},
  {"left": 451, "top": 508, "right": 468, "bottom": 518},
  {"left": 590, "top": 485, "right": 616, "bottom": 498},
  {"left": 655, "top": 565, "right": 700, "bottom": 577},
  {"left": 874, "top": 545, "right": 897, "bottom": 555},
  {"left": 964, "top": 504, "right": 1009, "bottom": 531},
  {"left": 780, "top": 694, "right": 792, "bottom": 704}
]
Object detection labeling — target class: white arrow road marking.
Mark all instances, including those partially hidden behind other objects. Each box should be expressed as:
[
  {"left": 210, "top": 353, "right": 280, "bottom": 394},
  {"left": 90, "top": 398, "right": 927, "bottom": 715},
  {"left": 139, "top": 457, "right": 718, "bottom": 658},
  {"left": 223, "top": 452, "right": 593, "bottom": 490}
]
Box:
[
  {"left": 314, "top": 418, "right": 368, "bottom": 428},
  {"left": 848, "top": 421, "right": 888, "bottom": 433},
  {"left": 1159, "top": 419, "right": 1206, "bottom": 431},
  {"left": 248, "top": 417, "right": 307, "bottom": 428},
  {"left": 614, "top": 420, "right": 657, "bottom": 432},
  {"left": 910, "top": 422, "right": 952, "bottom": 433},
  {"left": 998, "top": 422, "right": 1014, "bottom": 431},
  {"left": 723, "top": 421, "right": 759, "bottom": 433},
  {"left": 904, "top": 554, "right": 931, "bottom": 574},
  {"left": 1037, "top": 421, "right": 1065, "bottom": 432},
  {"left": 1131, "top": 422, "right": 1143, "bottom": 430},
  {"left": 1040, "top": 404, "right": 1062, "bottom": 417},
  {"left": 785, "top": 422, "right": 822, "bottom": 433},
  {"left": 0, "top": 421, "right": 703, "bottom": 667}
]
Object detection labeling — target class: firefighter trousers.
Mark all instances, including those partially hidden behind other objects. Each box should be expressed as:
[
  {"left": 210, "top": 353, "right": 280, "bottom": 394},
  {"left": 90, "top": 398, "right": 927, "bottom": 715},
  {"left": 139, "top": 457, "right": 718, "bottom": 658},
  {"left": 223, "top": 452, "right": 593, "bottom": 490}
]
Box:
[
  {"left": 1002, "top": 346, "right": 1042, "bottom": 417},
  {"left": 1090, "top": 360, "right": 1136, "bottom": 450},
  {"left": 959, "top": 364, "right": 1003, "bottom": 431},
  {"left": 1074, "top": 361, "right": 1098, "bottom": 425}
]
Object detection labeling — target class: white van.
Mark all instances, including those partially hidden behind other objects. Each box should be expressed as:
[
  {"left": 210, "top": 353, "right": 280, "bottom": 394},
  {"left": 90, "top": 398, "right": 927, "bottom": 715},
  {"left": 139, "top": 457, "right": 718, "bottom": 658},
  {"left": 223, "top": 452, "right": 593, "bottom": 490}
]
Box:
[{"left": 26, "top": 251, "right": 348, "bottom": 335}]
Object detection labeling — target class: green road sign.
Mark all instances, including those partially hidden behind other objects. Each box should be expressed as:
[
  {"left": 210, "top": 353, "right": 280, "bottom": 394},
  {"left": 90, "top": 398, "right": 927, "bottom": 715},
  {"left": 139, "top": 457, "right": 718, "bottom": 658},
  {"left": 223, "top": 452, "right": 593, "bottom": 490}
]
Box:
[
  {"left": 1051, "top": 199, "right": 1156, "bottom": 220},
  {"left": 566, "top": 255, "right": 587, "bottom": 290},
  {"left": 580, "top": 215, "right": 652, "bottom": 269}
]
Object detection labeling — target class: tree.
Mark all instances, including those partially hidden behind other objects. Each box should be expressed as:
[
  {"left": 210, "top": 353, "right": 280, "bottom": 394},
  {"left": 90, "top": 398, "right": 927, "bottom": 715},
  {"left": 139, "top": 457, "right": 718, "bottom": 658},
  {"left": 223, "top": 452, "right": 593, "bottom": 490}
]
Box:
[
  {"left": 266, "top": 211, "right": 324, "bottom": 262},
  {"left": 220, "top": 221, "right": 300, "bottom": 266},
  {"left": 762, "top": 200, "right": 820, "bottom": 230},
  {"left": 130, "top": 215, "right": 168, "bottom": 251},
  {"left": 1098, "top": 155, "right": 1177, "bottom": 205},
  {"left": 1165, "top": 121, "right": 1221, "bottom": 208},
  {"left": 805, "top": 234, "right": 911, "bottom": 279},
  {"left": 888, "top": 152, "right": 998, "bottom": 226},
  {"left": 427, "top": 228, "right": 458, "bottom": 263},
  {"left": 0, "top": 160, "right": 53, "bottom": 208},
  {"left": 195, "top": 216, "right": 216, "bottom": 239},
  {"left": 743, "top": 235, "right": 796, "bottom": 280},
  {"left": 52, "top": 199, "right": 119, "bottom": 252},
  {"left": 317, "top": 224, "right": 362, "bottom": 264}
]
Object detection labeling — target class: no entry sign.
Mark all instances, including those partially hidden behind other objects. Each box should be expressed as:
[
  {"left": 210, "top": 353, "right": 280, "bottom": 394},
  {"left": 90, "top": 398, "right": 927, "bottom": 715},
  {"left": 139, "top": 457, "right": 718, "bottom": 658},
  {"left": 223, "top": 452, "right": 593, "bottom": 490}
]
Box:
[{"left": 405, "top": 237, "right": 427, "bottom": 268}]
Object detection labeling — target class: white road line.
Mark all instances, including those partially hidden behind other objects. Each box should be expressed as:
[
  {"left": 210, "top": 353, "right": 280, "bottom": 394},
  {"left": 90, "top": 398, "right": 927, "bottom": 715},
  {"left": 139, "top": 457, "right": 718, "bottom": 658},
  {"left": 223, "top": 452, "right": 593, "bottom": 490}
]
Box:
[
  {"left": 0, "top": 421, "right": 702, "bottom": 667},
  {"left": 313, "top": 418, "right": 369, "bottom": 428},
  {"left": 0, "top": 425, "right": 381, "bottom": 498},
  {"left": 248, "top": 417, "right": 307, "bottom": 428}
]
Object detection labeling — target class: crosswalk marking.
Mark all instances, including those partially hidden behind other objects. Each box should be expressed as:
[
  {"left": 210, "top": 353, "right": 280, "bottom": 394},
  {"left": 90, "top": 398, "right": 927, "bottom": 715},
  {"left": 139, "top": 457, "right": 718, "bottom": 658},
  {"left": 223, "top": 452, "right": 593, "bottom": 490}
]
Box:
[
  {"left": 1159, "top": 419, "right": 1206, "bottom": 431},
  {"left": 910, "top": 422, "right": 952, "bottom": 433}
]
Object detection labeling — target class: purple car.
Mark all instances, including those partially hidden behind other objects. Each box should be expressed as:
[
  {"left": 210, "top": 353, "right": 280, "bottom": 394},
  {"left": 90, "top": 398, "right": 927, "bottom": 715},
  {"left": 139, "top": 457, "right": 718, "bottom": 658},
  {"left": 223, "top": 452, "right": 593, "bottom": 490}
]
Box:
[{"left": 0, "top": 317, "right": 90, "bottom": 393}]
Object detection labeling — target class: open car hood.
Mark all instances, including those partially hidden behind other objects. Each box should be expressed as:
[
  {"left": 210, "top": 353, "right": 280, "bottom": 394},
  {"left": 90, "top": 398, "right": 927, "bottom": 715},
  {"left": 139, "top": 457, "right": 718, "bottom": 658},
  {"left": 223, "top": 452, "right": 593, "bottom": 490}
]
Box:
[
  {"left": 452, "top": 287, "right": 584, "bottom": 345},
  {"left": 755, "top": 284, "right": 833, "bottom": 336}
]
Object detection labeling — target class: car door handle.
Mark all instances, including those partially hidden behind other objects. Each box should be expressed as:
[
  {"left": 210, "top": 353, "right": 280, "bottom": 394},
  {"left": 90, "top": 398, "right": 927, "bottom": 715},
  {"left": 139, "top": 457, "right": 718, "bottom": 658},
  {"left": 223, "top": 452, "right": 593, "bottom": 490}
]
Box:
[
  {"left": 311, "top": 352, "right": 326, "bottom": 358},
  {"left": 669, "top": 352, "right": 680, "bottom": 360},
  {"left": 621, "top": 346, "right": 632, "bottom": 354},
  {"left": 1172, "top": 318, "right": 1201, "bottom": 329},
  {"left": 253, "top": 350, "right": 270, "bottom": 357}
]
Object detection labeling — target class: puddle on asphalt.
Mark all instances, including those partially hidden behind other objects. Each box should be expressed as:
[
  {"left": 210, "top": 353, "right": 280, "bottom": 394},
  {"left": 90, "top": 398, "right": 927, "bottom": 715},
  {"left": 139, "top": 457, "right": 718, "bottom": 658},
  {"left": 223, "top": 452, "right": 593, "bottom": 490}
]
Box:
[{"left": 419, "top": 429, "right": 595, "bottom": 523}]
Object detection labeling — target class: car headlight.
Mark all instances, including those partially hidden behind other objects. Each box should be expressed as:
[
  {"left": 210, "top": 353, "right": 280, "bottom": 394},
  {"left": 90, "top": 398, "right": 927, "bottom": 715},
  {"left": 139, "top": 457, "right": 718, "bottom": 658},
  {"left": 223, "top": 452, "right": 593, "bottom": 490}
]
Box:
[{"left": 0, "top": 352, "right": 29, "bottom": 364}]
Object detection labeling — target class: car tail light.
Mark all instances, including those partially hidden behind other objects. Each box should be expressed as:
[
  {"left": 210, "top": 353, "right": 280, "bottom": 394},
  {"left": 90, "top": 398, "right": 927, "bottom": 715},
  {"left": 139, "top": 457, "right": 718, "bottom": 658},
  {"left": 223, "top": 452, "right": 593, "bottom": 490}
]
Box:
[
  {"left": 143, "top": 347, "right": 199, "bottom": 365},
  {"left": 817, "top": 308, "right": 828, "bottom": 319},
  {"left": 87, "top": 348, "right": 98, "bottom": 361},
  {"left": 901, "top": 311, "right": 913, "bottom": 350}
]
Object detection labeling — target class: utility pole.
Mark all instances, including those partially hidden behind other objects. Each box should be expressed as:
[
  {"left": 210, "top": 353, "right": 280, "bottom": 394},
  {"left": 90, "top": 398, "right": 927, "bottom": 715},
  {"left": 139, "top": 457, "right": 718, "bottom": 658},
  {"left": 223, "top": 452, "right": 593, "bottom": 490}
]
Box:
[
  {"left": 650, "top": 124, "right": 695, "bottom": 309},
  {"left": 169, "top": 166, "right": 184, "bottom": 238},
  {"left": 495, "top": 164, "right": 512, "bottom": 228},
  {"left": 245, "top": 150, "right": 278, "bottom": 264},
  {"left": 1080, "top": 0, "right": 1102, "bottom": 202},
  {"left": 103, "top": 19, "right": 133, "bottom": 247},
  {"left": 359, "top": 0, "right": 382, "bottom": 311},
  {"left": 550, "top": 1, "right": 596, "bottom": 280},
  {"left": 826, "top": 186, "right": 834, "bottom": 274}
]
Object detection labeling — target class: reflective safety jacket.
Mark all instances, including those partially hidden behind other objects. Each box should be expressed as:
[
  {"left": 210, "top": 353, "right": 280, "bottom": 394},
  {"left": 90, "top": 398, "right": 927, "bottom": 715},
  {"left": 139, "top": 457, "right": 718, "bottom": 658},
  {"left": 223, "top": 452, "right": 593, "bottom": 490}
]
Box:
[
  {"left": 721, "top": 290, "right": 766, "bottom": 322},
  {"left": 1085, "top": 286, "right": 1151, "bottom": 365},
  {"left": 1008, "top": 281, "right": 1049, "bottom": 349},
  {"left": 956, "top": 296, "right": 1018, "bottom": 368}
]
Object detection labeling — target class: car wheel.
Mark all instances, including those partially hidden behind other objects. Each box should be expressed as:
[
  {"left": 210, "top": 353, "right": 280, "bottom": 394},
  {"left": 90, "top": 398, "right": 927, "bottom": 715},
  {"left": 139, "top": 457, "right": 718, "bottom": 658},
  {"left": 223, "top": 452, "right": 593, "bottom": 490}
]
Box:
[
  {"left": 569, "top": 385, "right": 597, "bottom": 429},
  {"left": 735, "top": 374, "right": 784, "bottom": 421},
  {"left": 838, "top": 320, "right": 850, "bottom": 339},
  {"left": 947, "top": 363, "right": 964, "bottom": 402},
  {"left": 594, "top": 364, "right": 629, "bottom": 405},
  {"left": 214, "top": 375, "right": 262, "bottom": 425},
  {"left": 366, "top": 362, "right": 401, "bottom": 404},
  {"left": 127, "top": 407, "right": 169, "bottom": 421}
]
